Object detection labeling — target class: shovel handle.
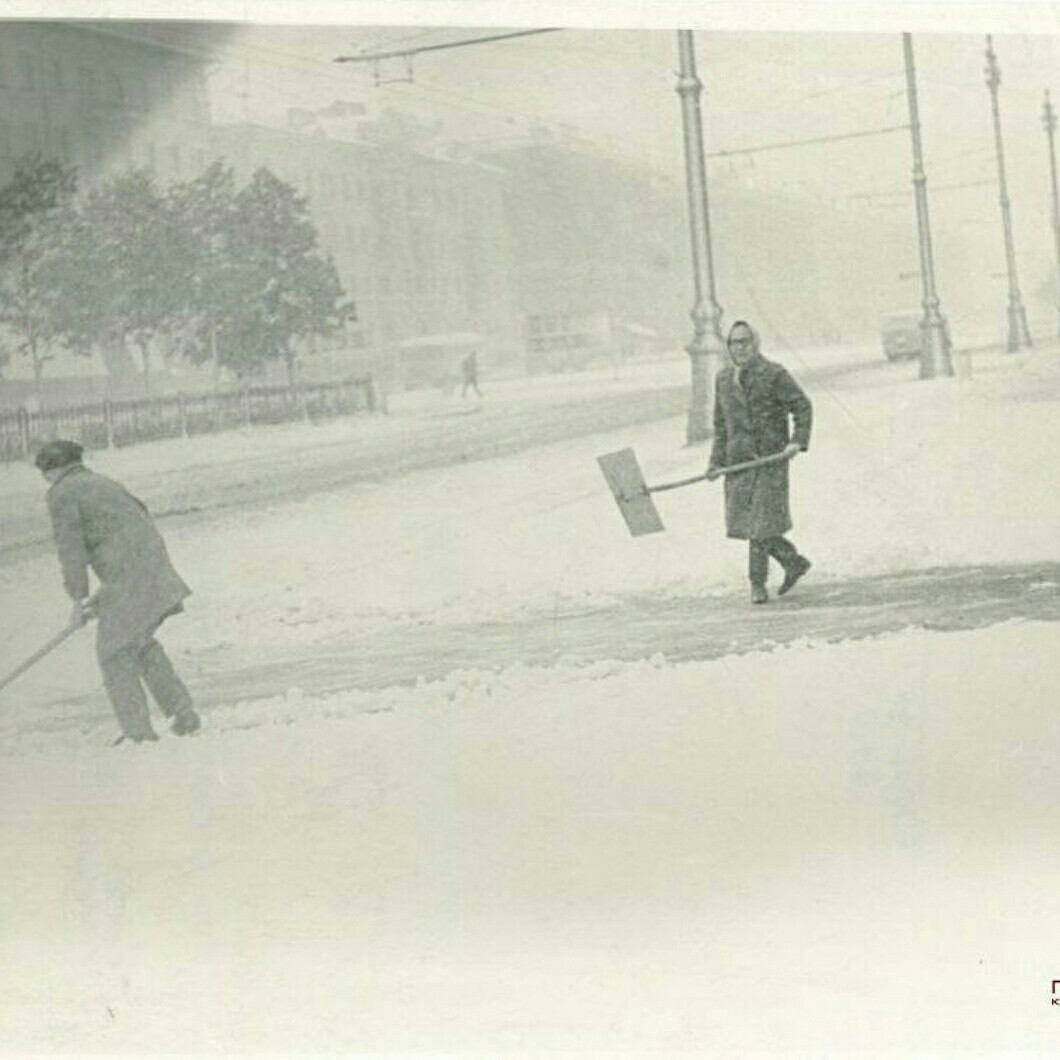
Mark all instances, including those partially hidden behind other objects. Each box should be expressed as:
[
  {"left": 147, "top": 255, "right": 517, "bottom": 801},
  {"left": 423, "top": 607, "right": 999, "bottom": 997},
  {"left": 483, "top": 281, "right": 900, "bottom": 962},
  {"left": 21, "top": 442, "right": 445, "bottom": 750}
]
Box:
[
  {"left": 647, "top": 450, "right": 792, "bottom": 495},
  {"left": 0, "top": 622, "right": 83, "bottom": 694}
]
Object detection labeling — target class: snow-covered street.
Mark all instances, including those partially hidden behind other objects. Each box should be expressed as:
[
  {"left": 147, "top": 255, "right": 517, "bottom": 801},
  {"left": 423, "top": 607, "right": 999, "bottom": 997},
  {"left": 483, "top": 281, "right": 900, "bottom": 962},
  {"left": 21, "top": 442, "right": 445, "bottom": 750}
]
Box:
[
  {"left": 2, "top": 621, "right": 1059, "bottom": 1055},
  {"left": 1, "top": 344, "right": 1059, "bottom": 1054}
]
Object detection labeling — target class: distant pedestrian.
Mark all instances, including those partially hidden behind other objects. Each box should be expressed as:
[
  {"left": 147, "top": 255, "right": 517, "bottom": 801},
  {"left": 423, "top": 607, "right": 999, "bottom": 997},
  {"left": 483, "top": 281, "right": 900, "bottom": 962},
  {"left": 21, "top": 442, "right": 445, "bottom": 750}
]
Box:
[
  {"left": 36, "top": 440, "right": 200, "bottom": 743},
  {"left": 460, "top": 350, "right": 482, "bottom": 399},
  {"left": 706, "top": 321, "right": 813, "bottom": 604}
]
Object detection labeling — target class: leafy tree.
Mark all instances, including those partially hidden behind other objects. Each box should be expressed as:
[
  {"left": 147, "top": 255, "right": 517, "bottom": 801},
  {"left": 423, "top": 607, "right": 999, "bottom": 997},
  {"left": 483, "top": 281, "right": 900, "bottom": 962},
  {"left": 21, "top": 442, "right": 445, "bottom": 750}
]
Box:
[
  {"left": 0, "top": 155, "right": 78, "bottom": 402},
  {"left": 38, "top": 195, "right": 112, "bottom": 362},
  {"left": 0, "top": 157, "right": 354, "bottom": 402},
  {"left": 167, "top": 162, "right": 242, "bottom": 382},
  {"left": 222, "top": 167, "right": 354, "bottom": 385},
  {"left": 79, "top": 168, "right": 190, "bottom": 393}
]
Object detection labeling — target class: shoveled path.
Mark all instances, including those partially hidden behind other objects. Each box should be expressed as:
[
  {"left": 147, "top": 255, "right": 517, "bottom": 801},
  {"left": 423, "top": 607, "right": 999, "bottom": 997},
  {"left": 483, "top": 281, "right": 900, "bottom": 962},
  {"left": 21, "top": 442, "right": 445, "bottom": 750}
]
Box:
[
  {"left": 197, "top": 562, "right": 1058, "bottom": 704},
  {"left": 28, "top": 562, "right": 1060, "bottom": 736}
]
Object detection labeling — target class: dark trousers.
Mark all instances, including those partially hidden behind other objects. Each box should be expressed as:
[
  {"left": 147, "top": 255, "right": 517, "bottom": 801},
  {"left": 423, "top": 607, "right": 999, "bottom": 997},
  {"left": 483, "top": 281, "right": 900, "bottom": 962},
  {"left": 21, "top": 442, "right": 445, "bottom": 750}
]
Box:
[
  {"left": 101, "top": 636, "right": 193, "bottom": 739},
  {"left": 748, "top": 535, "right": 800, "bottom": 587}
]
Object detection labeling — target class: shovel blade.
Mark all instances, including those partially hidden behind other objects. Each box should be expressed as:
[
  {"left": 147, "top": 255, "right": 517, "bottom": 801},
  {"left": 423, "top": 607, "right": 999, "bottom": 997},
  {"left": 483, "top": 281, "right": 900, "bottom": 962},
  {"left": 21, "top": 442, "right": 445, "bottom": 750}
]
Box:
[{"left": 597, "top": 448, "right": 666, "bottom": 537}]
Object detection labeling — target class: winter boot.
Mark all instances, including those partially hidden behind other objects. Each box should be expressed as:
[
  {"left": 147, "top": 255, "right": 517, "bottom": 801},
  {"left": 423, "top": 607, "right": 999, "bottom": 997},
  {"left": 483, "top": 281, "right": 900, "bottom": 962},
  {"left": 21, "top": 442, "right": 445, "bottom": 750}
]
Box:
[
  {"left": 171, "top": 706, "right": 201, "bottom": 736},
  {"left": 112, "top": 731, "right": 160, "bottom": 746},
  {"left": 778, "top": 556, "right": 812, "bottom": 597},
  {"left": 751, "top": 584, "right": 769, "bottom": 605}
]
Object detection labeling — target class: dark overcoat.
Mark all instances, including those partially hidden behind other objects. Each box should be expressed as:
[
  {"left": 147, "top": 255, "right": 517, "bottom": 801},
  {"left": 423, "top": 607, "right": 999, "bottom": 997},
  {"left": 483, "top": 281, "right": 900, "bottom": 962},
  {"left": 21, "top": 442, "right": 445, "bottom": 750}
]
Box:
[
  {"left": 46, "top": 464, "right": 191, "bottom": 660},
  {"left": 707, "top": 355, "right": 813, "bottom": 540}
]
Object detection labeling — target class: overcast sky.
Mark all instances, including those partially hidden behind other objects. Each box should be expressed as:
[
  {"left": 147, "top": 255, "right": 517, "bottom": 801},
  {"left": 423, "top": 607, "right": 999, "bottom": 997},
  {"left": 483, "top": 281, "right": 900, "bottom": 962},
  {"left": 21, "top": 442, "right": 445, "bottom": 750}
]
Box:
[
  {"left": 206, "top": 25, "right": 1056, "bottom": 204},
  {"left": 202, "top": 23, "right": 1060, "bottom": 322}
]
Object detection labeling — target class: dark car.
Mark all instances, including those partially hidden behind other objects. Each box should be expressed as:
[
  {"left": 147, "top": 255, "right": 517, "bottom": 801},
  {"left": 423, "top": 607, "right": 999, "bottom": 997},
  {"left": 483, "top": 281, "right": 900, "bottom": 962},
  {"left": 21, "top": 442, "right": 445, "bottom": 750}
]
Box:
[{"left": 880, "top": 312, "right": 923, "bottom": 362}]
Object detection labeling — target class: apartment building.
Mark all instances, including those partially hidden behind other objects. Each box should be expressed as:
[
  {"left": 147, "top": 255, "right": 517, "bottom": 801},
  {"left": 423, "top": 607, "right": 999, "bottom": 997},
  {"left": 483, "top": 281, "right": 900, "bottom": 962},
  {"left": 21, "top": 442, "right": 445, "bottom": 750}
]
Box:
[
  {"left": 0, "top": 21, "right": 216, "bottom": 187},
  {"left": 211, "top": 114, "right": 518, "bottom": 383}
]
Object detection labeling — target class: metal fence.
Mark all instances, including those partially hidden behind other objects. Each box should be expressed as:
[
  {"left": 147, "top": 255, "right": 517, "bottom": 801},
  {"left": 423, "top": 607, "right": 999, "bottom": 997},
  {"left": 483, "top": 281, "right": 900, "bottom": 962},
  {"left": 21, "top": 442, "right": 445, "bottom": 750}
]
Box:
[{"left": 0, "top": 376, "right": 377, "bottom": 463}]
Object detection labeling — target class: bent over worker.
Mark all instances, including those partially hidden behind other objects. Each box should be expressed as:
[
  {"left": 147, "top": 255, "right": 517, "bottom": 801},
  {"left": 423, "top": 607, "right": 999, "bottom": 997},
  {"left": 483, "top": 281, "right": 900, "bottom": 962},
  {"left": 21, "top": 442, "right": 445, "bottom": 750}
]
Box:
[
  {"left": 706, "top": 321, "right": 813, "bottom": 605},
  {"left": 36, "top": 440, "right": 200, "bottom": 743}
]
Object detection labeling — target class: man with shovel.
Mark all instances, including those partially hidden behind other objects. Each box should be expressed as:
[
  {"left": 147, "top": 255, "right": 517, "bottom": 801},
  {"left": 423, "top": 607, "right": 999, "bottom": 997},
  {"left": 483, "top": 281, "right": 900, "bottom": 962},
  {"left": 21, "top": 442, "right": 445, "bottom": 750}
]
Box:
[
  {"left": 706, "top": 321, "right": 813, "bottom": 604},
  {"left": 35, "top": 440, "right": 200, "bottom": 743}
]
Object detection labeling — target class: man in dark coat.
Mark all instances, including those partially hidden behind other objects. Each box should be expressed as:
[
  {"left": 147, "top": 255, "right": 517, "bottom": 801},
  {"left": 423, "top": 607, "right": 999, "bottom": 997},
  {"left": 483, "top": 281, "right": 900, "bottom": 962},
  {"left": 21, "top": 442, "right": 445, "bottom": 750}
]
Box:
[
  {"left": 36, "top": 440, "right": 200, "bottom": 743},
  {"left": 706, "top": 321, "right": 813, "bottom": 604},
  {"left": 460, "top": 350, "right": 482, "bottom": 398}
]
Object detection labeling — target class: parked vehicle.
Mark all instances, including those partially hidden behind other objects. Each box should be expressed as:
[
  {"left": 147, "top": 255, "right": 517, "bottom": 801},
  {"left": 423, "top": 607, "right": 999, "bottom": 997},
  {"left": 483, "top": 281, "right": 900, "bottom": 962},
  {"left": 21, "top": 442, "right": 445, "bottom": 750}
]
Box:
[
  {"left": 395, "top": 332, "right": 482, "bottom": 390},
  {"left": 880, "top": 312, "right": 923, "bottom": 362}
]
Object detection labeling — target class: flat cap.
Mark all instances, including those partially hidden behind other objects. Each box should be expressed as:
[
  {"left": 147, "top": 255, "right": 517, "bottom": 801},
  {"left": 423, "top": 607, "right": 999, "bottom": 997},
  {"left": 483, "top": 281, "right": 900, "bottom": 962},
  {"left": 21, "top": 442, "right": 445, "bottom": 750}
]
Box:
[{"left": 34, "top": 439, "right": 84, "bottom": 472}]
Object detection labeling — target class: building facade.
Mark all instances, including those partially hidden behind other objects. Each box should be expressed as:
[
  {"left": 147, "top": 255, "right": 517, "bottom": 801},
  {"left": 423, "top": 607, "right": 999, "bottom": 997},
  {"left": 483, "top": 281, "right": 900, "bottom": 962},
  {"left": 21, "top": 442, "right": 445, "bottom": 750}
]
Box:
[
  {"left": 480, "top": 129, "right": 690, "bottom": 372},
  {"left": 0, "top": 22, "right": 216, "bottom": 189},
  {"left": 0, "top": 22, "right": 220, "bottom": 398},
  {"left": 481, "top": 127, "right": 921, "bottom": 364},
  {"left": 209, "top": 112, "right": 518, "bottom": 386},
  {"left": 0, "top": 22, "right": 920, "bottom": 403}
]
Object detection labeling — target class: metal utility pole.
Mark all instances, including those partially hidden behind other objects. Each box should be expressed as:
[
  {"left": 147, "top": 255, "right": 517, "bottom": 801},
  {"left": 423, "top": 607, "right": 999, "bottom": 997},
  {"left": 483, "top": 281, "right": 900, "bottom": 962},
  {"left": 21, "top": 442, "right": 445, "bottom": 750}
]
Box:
[
  {"left": 675, "top": 29, "right": 725, "bottom": 445},
  {"left": 984, "top": 35, "right": 1032, "bottom": 352},
  {"left": 902, "top": 34, "right": 953, "bottom": 378},
  {"left": 1042, "top": 89, "right": 1060, "bottom": 336}
]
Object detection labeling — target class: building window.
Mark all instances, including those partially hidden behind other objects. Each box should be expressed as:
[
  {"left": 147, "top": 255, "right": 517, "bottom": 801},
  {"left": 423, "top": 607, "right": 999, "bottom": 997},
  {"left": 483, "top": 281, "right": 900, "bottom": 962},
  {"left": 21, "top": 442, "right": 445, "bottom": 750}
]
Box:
[{"left": 18, "top": 52, "right": 36, "bottom": 92}]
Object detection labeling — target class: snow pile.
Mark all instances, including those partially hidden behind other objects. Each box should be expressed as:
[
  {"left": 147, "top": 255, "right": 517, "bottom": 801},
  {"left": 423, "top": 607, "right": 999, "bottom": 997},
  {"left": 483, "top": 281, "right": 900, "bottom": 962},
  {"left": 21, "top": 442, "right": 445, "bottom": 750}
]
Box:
[{"left": 1, "top": 620, "right": 1058, "bottom": 1053}]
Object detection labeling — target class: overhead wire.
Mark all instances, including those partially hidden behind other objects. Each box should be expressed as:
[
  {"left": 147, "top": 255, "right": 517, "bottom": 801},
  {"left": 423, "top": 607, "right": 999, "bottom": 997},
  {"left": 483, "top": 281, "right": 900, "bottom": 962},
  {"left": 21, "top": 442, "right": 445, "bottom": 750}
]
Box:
[
  {"left": 847, "top": 178, "right": 997, "bottom": 202},
  {"left": 705, "top": 123, "right": 910, "bottom": 160},
  {"left": 206, "top": 26, "right": 1047, "bottom": 307},
  {"left": 205, "top": 30, "right": 1016, "bottom": 208},
  {"left": 334, "top": 28, "right": 564, "bottom": 65}
]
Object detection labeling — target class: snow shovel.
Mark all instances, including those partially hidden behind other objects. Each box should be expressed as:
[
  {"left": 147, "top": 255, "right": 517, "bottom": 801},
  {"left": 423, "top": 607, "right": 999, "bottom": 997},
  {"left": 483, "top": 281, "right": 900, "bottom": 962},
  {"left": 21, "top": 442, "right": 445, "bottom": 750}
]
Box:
[
  {"left": 597, "top": 448, "right": 792, "bottom": 537},
  {"left": 0, "top": 621, "right": 84, "bottom": 694}
]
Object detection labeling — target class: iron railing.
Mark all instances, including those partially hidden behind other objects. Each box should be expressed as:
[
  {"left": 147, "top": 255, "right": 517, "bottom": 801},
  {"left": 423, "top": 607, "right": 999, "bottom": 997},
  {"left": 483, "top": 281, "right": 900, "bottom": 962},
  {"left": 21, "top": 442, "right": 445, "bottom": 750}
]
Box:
[{"left": 0, "top": 376, "right": 377, "bottom": 462}]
